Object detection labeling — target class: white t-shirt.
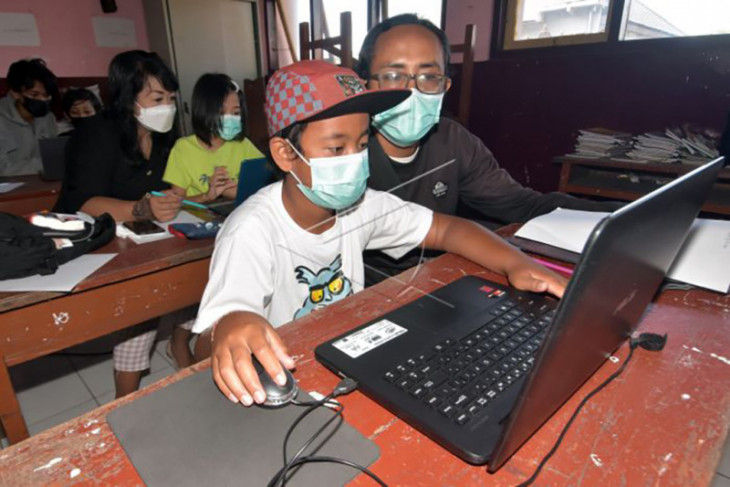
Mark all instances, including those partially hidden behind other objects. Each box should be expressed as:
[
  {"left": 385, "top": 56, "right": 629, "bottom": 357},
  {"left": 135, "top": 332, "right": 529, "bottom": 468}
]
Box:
[{"left": 193, "top": 181, "right": 433, "bottom": 332}]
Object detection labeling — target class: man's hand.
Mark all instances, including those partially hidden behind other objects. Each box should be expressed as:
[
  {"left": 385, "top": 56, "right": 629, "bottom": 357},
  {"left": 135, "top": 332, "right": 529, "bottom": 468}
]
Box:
[{"left": 211, "top": 312, "right": 295, "bottom": 406}]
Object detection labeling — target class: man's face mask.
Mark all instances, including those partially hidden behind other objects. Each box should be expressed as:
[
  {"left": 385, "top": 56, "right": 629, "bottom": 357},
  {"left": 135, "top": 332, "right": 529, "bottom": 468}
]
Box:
[
  {"left": 22, "top": 96, "right": 51, "bottom": 118},
  {"left": 371, "top": 89, "right": 444, "bottom": 147},
  {"left": 286, "top": 140, "right": 370, "bottom": 211}
]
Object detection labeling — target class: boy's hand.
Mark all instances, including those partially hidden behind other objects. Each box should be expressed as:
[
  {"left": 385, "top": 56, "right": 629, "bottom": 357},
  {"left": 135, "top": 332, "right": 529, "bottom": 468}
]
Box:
[
  {"left": 506, "top": 260, "right": 568, "bottom": 298},
  {"left": 211, "top": 313, "right": 296, "bottom": 406}
]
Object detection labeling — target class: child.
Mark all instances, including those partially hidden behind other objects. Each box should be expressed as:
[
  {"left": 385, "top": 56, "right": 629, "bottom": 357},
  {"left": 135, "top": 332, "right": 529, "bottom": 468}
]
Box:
[
  {"left": 62, "top": 87, "right": 102, "bottom": 120},
  {"left": 163, "top": 73, "right": 263, "bottom": 202},
  {"left": 192, "top": 61, "right": 566, "bottom": 406}
]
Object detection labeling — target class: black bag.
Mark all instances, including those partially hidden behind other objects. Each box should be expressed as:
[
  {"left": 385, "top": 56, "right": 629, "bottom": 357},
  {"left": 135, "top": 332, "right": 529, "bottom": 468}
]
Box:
[{"left": 0, "top": 212, "right": 116, "bottom": 281}]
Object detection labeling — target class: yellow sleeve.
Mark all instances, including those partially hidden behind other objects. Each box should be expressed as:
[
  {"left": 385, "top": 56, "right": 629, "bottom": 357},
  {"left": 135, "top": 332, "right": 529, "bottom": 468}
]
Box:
[
  {"left": 241, "top": 138, "right": 265, "bottom": 160},
  {"left": 162, "top": 142, "right": 190, "bottom": 191}
]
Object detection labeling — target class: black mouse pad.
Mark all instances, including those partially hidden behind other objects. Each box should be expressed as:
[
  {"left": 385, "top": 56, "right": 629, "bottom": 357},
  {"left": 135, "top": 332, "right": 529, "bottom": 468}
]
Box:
[{"left": 107, "top": 371, "right": 381, "bottom": 486}]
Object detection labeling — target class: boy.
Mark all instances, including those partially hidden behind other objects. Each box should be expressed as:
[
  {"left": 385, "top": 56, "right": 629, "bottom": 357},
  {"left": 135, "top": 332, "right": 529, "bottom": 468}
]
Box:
[
  {"left": 0, "top": 58, "right": 58, "bottom": 176},
  {"left": 192, "top": 61, "right": 566, "bottom": 407}
]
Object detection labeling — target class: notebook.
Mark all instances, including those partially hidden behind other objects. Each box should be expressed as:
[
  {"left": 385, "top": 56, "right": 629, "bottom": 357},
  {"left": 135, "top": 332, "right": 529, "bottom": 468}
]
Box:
[
  {"left": 315, "top": 156, "right": 724, "bottom": 471},
  {"left": 107, "top": 370, "right": 380, "bottom": 486}
]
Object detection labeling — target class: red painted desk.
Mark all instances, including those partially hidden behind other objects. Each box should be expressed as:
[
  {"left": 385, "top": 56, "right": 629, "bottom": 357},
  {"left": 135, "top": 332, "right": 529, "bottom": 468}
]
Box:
[
  {"left": 0, "top": 253, "right": 727, "bottom": 485},
  {"left": 0, "top": 236, "right": 213, "bottom": 444}
]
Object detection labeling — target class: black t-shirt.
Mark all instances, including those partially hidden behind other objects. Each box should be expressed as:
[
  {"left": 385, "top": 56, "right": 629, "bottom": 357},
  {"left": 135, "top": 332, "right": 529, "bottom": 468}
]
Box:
[
  {"left": 368, "top": 116, "right": 619, "bottom": 223},
  {"left": 54, "top": 114, "right": 171, "bottom": 213},
  {"left": 364, "top": 117, "right": 621, "bottom": 283}
]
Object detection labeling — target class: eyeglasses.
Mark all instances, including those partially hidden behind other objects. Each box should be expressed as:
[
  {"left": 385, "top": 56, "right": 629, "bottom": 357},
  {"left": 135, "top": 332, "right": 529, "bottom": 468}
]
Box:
[{"left": 371, "top": 72, "right": 449, "bottom": 94}]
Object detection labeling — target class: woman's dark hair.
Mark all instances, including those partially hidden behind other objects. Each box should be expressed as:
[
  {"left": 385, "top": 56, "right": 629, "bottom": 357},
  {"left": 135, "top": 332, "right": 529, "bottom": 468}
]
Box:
[
  {"left": 7, "top": 58, "right": 57, "bottom": 96},
  {"left": 192, "top": 73, "right": 246, "bottom": 146},
  {"left": 62, "top": 88, "right": 102, "bottom": 117},
  {"left": 107, "top": 50, "right": 180, "bottom": 164},
  {"left": 356, "top": 14, "right": 451, "bottom": 80}
]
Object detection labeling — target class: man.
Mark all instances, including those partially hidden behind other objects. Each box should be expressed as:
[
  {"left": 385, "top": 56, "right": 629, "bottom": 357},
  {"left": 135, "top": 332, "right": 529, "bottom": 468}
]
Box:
[
  {"left": 356, "top": 14, "right": 619, "bottom": 282},
  {"left": 0, "top": 58, "right": 58, "bottom": 176}
]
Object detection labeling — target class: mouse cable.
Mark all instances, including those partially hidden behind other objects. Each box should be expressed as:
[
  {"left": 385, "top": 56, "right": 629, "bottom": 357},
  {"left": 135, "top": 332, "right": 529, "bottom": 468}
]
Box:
[
  {"left": 516, "top": 332, "right": 667, "bottom": 487},
  {"left": 268, "top": 377, "right": 387, "bottom": 487}
]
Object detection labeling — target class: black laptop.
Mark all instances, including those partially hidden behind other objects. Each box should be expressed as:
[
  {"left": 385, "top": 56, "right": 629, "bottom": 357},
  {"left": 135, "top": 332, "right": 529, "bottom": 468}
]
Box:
[{"left": 315, "top": 157, "right": 724, "bottom": 472}]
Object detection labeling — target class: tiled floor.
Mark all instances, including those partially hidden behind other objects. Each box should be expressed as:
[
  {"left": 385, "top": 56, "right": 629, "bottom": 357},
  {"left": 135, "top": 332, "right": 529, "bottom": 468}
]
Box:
[
  {"left": 4, "top": 327, "right": 177, "bottom": 440},
  {"left": 1, "top": 330, "right": 729, "bottom": 485}
]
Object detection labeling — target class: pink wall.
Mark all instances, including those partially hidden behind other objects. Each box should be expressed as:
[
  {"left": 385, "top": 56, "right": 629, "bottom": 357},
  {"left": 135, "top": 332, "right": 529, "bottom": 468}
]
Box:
[
  {"left": 444, "top": 0, "right": 493, "bottom": 62},
  {"left": 0, "top": 0, "right": 149, "bottom": 77}
]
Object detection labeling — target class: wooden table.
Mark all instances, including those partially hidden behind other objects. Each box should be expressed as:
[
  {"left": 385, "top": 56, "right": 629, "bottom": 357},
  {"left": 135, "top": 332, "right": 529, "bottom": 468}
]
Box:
[
  {"left": 0, "top": 175, "right": 61, "bottom": 216},
  {"left": 555, "top": 156, "right": 730, "bottom": 216},
  {"left": 0, "top": 252, "right": 727, "bottom": 486},
  {"left": 0, "top": 235, "right": 214, "bottom": 444}
]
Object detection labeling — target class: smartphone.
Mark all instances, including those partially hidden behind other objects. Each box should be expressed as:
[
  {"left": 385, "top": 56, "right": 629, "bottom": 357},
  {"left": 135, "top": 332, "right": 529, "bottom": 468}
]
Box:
[{"left": 123, "top": 220, "right": 165, "bottom": 235}]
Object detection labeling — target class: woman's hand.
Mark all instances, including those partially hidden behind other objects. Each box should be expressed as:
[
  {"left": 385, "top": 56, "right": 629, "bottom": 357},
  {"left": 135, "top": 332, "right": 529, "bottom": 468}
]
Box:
[{"left": 148, "top": 189, "right": 182, "bottom": 222}]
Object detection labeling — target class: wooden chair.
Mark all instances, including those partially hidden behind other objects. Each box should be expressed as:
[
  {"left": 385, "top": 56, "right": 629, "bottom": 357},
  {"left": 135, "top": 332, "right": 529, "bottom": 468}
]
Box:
[
  {"left": 299, "top": 11, "right": 353, "bottom": 69},
  {"left": 243, "top": 77, "right": 269, "bottom": 153},
  {"left": 449, "top": 24, "right": 477, "bottom": 127}
]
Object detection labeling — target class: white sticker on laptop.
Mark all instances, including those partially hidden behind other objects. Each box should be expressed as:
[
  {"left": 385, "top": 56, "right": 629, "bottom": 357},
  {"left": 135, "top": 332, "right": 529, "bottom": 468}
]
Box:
[{"left": 332, "top": 319, "right": 407, "bottom": 359}]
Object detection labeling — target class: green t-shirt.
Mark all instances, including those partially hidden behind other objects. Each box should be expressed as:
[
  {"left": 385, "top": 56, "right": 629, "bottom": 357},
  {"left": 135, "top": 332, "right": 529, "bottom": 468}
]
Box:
[{"left": 163, "top": 135, "right": 264, "bottom": 196}]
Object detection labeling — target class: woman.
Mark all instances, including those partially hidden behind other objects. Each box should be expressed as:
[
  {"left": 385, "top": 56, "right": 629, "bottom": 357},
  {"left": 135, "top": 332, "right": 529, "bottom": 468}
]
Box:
[
  {"left": 55, "top": 50, "right": 183, "bottom": 397},
  {"left": 163, "top": 73, "right": 264, "bottom": 202}
]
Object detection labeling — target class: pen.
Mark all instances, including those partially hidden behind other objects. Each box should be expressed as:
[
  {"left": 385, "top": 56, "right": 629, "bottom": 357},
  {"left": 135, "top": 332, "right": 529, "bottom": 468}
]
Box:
[
  {"left": 532, "top": 257, "right": 574, "bottom": 276},
  {"left": 150, "top": 191, "right": 209, "bottom": 210}
]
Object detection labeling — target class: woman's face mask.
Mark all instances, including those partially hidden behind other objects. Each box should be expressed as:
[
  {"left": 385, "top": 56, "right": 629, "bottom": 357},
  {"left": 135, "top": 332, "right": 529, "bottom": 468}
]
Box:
[
  {"left": 135, "top": 102, "right": 177, "bottom": 133},
  {"left": 286, "top": 140, "right": 370, "bottom": 211}
]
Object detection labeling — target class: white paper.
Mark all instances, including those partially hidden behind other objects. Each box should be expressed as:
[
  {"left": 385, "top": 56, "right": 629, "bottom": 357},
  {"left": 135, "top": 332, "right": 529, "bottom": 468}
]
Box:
[
  {"left": 0, "top": 182, "right": 25, "bottom": 193},
  {"left": 92, "top": 17, "right": 136, "bottom": 47},
  {"left": 0, "top": 13, "right": 40, "bottom": 46},
  {"left": 515, "top": 208, "right": 730, "bottom": 293},
  {"left": 0, "top": 254, "right": 117, "bottom": 292},
  {"left": 116, "top": 211, "right": 203, "bottom": 244}
]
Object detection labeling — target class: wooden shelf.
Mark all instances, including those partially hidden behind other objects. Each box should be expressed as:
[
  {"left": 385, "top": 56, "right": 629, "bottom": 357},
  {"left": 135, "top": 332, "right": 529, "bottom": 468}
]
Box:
[{"left": 555, "top": 156, "right": 730, "bottom": 216}]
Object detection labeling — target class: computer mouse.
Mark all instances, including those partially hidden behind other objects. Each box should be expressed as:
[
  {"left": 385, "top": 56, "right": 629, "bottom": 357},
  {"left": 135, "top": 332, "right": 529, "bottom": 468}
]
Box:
[{"left": 252, "top": 356, "right": 298, "bottom": 408}]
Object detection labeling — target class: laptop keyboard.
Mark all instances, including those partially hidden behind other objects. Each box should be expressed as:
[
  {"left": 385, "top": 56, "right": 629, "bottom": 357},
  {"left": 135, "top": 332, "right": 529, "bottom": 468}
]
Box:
[{"left": 382, "top": 296, "right": 556, "bottom": 427}]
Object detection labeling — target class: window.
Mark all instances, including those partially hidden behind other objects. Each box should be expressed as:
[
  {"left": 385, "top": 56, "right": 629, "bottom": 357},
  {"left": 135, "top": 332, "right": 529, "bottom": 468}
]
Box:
[
  {"left": 270, "top": 0, "right": 444, "bottom": 68},
  {"left": 500, "top": 0, "right": 730, "bottom": 51}
]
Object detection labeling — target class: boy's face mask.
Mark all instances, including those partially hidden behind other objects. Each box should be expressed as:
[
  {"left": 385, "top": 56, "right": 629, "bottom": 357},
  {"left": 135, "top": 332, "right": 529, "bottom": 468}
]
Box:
[
  {"left": 371, "top": 88, "right": 444, "bottom": 147},
  {"left": 286, "top": 140, "right": 370, "bottom": 211},
  {"left": 219, "top": 114, "right": 242, "bottom": 141},
  {"left": 22, "top": 96, "right": 51, "bottom": 118}
]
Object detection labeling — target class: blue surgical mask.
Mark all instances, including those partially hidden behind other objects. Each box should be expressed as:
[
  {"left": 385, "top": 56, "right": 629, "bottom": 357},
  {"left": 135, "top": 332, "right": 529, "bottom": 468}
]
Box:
[
  {"left": 219, "top": 114, "right": 242, "bottom": 140},
  {"left": 287, "top": 141, "right": 370, "bottom": 211},
  {"left": 372, "top": 89, "right": 444, "bottom": 147}
]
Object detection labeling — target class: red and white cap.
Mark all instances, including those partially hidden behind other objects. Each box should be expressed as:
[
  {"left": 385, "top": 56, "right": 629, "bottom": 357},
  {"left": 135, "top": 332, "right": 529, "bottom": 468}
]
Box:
[{"left": 265, "top": 60, "right": 410, "bottom": 136}]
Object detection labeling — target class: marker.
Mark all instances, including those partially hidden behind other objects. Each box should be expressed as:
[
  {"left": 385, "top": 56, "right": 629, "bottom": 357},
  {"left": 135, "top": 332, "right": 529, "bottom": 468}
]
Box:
[
  {"left": 150, "top": 191, "right": 209, "bottom": 210},
  {"left": 532, "top": 257, "right": 574, "bottom": 276}
]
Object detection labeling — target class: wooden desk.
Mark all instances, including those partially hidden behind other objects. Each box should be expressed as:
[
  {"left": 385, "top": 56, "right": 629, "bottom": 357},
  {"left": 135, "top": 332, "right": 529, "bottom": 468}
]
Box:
[
  {"left": 0, "top": 253, "right": 727, "bottom": 485},
  {"left": 0, "top": 175, "right": 61, "bottom": 216},
  {"left": 0, "top": 235, "right": 214, "bottom": 444},
  {"left": 555, "top": 156, "right": 730, "bottom": 216}
]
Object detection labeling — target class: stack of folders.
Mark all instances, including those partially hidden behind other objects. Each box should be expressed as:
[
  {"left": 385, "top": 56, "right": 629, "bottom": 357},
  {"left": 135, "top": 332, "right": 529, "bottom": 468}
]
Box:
[
  {"left": 625, "top": 127, "right": 719, "bottom": 164},
  {"left": 567, "top": 128, "right": 633, "bottom": 159}
]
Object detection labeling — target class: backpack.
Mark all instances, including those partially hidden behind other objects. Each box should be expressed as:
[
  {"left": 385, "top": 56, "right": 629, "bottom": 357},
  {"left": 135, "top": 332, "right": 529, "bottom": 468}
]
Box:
[{"left": 0, "top": 212, "right": 116, "bottom": 281}]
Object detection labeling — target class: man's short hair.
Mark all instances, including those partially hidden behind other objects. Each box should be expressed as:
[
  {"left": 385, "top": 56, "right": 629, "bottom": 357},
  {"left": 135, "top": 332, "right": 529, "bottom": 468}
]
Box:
[
  {"left": 356, "top": 14, "right": 451, "bottom": 80},
  {"left": 6, "top": 58, "right": 57, "bottom": 95}
]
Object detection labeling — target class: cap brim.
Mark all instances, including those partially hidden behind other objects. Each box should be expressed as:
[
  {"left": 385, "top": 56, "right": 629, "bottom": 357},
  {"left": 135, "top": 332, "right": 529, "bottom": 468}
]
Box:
[{"left": 303, "top": 89, "right": 410, "bottom": 125}]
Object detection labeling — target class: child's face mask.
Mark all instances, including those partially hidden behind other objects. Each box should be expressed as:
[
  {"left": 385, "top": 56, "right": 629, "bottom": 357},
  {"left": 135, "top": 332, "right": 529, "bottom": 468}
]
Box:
[
  {"left": 286, "top": 140, "right": 370, "bottom": 211},
  {"left": 219, "top": 114, "right": 242, "bottom": 140}
]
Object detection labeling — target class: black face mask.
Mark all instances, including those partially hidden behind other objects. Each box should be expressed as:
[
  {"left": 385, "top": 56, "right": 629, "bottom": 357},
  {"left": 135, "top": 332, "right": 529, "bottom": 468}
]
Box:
[{"left": 22, "top": 96, "right": 51, "bottom": 118}]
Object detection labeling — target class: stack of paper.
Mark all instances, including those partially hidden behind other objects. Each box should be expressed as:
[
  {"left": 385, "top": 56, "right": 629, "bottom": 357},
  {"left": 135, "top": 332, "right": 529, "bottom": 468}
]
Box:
[
  {"left": 568, "top": 128, "right": 632, "bottom": 159},
  {"left": 626, "top": 132, "right": 681, "bottom": 163},
  {"left": 515, "top": 208, "right": 730, "bottom": 294},
  {"left": 626, "top": 127, "right": 720, "bottom": 164}
]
